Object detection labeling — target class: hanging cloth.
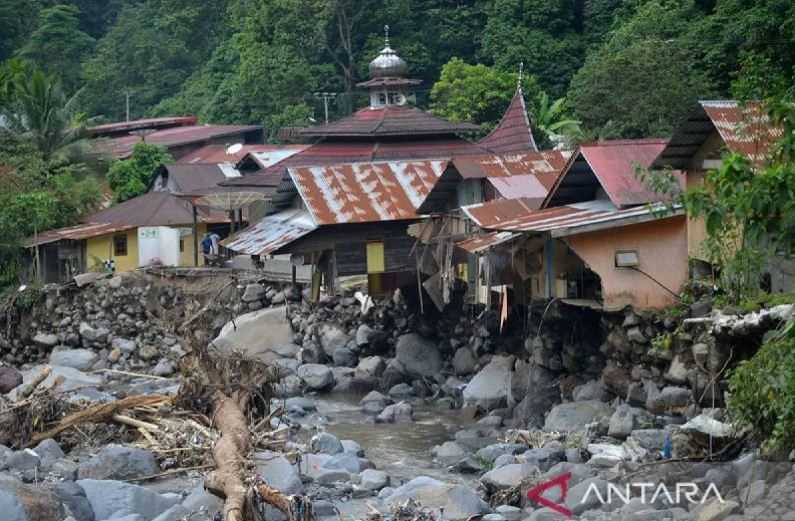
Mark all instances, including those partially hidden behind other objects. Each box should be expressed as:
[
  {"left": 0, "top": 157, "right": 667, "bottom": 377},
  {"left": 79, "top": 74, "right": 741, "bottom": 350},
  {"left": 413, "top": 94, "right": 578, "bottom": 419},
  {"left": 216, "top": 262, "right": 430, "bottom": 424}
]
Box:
[{"left": 499, "top": 285, "right": 509, "bottom": 333}]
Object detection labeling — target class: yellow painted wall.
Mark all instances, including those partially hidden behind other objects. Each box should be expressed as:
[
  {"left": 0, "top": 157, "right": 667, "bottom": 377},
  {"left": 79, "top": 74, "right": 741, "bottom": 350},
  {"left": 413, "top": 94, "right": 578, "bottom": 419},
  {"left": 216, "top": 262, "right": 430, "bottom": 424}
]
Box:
[
  {"left": 86, "top": 224, "right": 207, "bottom": 273},
  {"left": 87, "top": 229, "right": 139, "bottom": 272},
  {"left": 366, "top": 241, "right": 385, "bottom": 273}
]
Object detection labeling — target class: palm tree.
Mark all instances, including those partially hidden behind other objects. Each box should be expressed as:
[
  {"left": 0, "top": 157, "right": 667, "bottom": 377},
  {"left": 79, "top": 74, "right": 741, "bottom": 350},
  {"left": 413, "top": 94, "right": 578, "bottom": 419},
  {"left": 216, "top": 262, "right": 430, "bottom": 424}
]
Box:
[
  {"left": 531, "top": 92, "right": 583, "bottom": 149},
  {"left": 2, "top": 64, "right": 86, "bottom": 161}
]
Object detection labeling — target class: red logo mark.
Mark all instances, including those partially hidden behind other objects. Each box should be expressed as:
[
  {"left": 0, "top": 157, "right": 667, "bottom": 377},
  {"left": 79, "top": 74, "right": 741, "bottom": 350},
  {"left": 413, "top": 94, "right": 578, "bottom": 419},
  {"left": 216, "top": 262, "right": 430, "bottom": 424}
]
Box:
[{"left": 526, "top": 472, "right": 573, "bottom": 518}]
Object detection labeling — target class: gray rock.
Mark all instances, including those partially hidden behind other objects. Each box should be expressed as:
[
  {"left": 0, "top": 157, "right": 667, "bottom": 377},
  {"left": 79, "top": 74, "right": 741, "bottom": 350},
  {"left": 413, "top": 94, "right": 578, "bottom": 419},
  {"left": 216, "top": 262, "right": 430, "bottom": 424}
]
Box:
[
  {"left": 564, "top": 478, "right": 608, "bottom": 516},
  {"left": 476, "top": 444, "right": 526, "bottom": 463},
  {"left": 151, "top": 504, "right": 190, "bottom": 521},
  {"left": 493, "top": 454, "right": 517, "bottom": 468},
  {"left": 310, "top": 432, "right": 344, "bottom": 455},
  {"left": 78, "top": 322, "right": 107, "bottom": 343},
  {"left": 681, "top": 415, "right": 734, "bottom": 439},
  {"left": 52, "top": 481, "right": 94, "bottom": 521},
  {"left": 543, "top": 401, "right": 614, "bottom": 432},
  {"left": 452, "top": 347, "right": 478, "bottom": 376},
  {"left": 356, "top": 324, "right": 375, "bottom": 346},
  {"left": 481, "top": 463, "right": 539, "bottom": 490},
  {"left": 285, "top": 397, "right": 316, "bottom": 412},
  {"left": 5, "top": 450, "right": 40, "bottom": 471},
  {"left": 111, "top": 338, "right": 136, "bottom": 353},
  {"left": 323, "top": 452, "right": 363, "bottom": 473},
  {"left": 646, "top": 386, "right": 691, "bottom": 414},
  {"left": 32, "top": 439, "right": 64, "bottom": 468},
  {"left": 275, "top": 374, "right": 302, "bottom": 397},
  {"left": 319, "top": 324, "right": 352, "bottom": 358},
  {"left": 48, "top": 348, "right": 98, "bottom": 371},
  {"left": 482, "top": 515, "right": 506, "bottom": 521},
  {"left": 77, "top": 445, "right": 159, "bottom": 481},
  {"left": 356, "top": 356, "right": 385, "bottom": 378},
  {"left": 151, "top": 360, "right": 175, "bottom": 377},
  {"left": 388, "top": 383, "right": 414, "bottom": 400},
  {"left": 360, "top": 391, "right": 391, "bottom": 414},
  {"left": 341, "top": 440, "right": 364, "bottom": 456},
  {"left": 395, "top": 334, "right": 442, "bottom": 378},
  {"left": 463, "top": 355, "right": 514, "bottom": 410},
  {"left": 495, "top": 505, "right": 522, "bottom": 521},
  {"left": 242, "top": 283, "right": 266, "bottom": 302},
  {"left": 254, "top": 451, "right": 303, "bottom": 495},
  {"left": 629, "top": 429, "right": 668, "bottom": 452},
  {"left": 33, "top": 333, "right": 59, "bottom": 348},
  {"left": 0, "top": 367, "right": 23, "bottom": 394},
  {"left": 332, "top": 347, "right": 358, "bottom": 367},
  {"left": 512, "top": 364, "right": 560, "bottom": 428},
  {"left": 572, "top": 380, "right": 611, "bottom": 402},
  {"left": 76, "top": 479, "right": 180, "bottom": 521},
  {"left": 739, "top": 480, "right": 765, "bottom": 505},
  {"left": 376, "top": 402, "right": 413, "bottom": 423},
  {"left": 626, "top": 327, "right": 647, "bottom": 344},
  {"left": 694, "top": 499, "right": 739, "bottom": 521},
  {"left": 296, "top": 364, "right": 334, "bottom": 391},
  {"left": 0, "top": 477, "right": 65, "bottom": 521},
  {"left": 314, "top": 468, "right": 352, "bottom": 485},
  {"left": 665, "top": 355, "right": 690, "bottom": 384},
  {"left": 521, "top": 447, "right": 564, "bottom": 472},
  {"left": 360, "top": 469, "right": 389, "bottom": 491},
  {"left": 387, "top": 477, "right": 490, "bottom": 521},
  {"left": 608, "top": 405, "right": 652, "bottom": 440},
  {"left": 432, "top": 441, "right": 467, "bottom": 466}
]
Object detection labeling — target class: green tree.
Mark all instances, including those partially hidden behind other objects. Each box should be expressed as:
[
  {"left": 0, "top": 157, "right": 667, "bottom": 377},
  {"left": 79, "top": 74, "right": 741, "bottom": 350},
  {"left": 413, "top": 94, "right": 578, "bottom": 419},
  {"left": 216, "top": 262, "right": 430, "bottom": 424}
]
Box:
[
  {"left": 107, "top": 142, "right": 172, "bottom": 202},
  {"left": 430, "top": 58, "right": 541, "bottom": 135},
  {"left": 531, "top": 92, "right": 582, "bottom": 149},
  {"left": 2, "top": 66, "right": 88, "bottom": 161},
  {"left": 18, "top": 4, "right": 95, "bottom": 93}
]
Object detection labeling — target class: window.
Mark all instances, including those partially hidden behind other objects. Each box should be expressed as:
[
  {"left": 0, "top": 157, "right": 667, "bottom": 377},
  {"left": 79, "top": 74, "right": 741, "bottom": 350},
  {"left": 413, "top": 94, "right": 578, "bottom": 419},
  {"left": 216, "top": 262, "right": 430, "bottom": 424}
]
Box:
[
  {"left": 179, "top": 238, "right": 185, "bottom": 253},
  {"left": 377, "top": 93, "right": 387, "bottom": 106},
  {"left": 113, "top": 234, "right": 128, "bottom": 256}
]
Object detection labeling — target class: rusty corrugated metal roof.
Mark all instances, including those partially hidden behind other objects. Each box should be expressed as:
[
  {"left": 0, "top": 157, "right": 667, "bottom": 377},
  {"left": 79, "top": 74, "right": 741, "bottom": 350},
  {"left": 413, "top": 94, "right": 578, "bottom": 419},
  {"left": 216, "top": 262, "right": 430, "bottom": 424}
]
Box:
[
  {"left": 456, "top": 230, "right": 520, "bottom": 253},
  {"left": 463, "top": 199, "right": 683, "bottom": 237},
  {"left": 88, "top": 116, "right": 198, "bottom": 137},
  {"left": 287, "top": 160, "right": 448, "bottom": 225},
  {"left": 26, "top": 222, "right": 137, "bottom": 247},
  {"left": 299, "top": 106, "right": 479, "bottom": 138},
  {"left": 452, "top": 151, "right": 570, "bottom": 185},
  {"left": 477, "top": 87, "right": 538, "bottom": 154},
  {"left": 460, "top": 197, "right": 545, "bottom": 229},
  {"left": 94, "top": 124, "right": 263, "bottom": 160},
  {"left": 221, "top": 209, "right": 316, "bottom": 256},
  {"left": 652, "top": 100, "right": 783, "bottom": 169}
]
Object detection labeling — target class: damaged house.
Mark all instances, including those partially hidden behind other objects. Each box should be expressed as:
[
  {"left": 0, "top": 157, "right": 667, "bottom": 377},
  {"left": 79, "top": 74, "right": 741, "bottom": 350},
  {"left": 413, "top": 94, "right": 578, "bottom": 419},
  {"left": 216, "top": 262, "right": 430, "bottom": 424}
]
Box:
[{"left": 455, "top": 139, "right": 688, "bottom": 311}]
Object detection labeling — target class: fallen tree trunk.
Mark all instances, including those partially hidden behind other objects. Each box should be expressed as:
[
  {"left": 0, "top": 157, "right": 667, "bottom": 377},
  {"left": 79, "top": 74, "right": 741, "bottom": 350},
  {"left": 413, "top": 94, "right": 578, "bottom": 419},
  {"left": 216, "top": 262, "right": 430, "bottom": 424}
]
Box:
[{"left": 204, "top": 390, "right": 313, "bottom": 521}]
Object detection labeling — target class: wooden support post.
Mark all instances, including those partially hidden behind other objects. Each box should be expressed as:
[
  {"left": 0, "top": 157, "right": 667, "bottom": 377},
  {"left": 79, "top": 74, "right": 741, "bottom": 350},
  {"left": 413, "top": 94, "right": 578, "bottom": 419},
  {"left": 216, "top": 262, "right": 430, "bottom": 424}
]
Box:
[
  {"left": 415, "top": 247, "right": 424, "bottom": 314},
  {"left": 237, "top": 208, "right": 243, "bottom": 228},
  {"left": 291, "top": 264, "right": 297, "bottom": 285},
  {"left": 192, "top": 205, "right": 199, "bottom": 267}
]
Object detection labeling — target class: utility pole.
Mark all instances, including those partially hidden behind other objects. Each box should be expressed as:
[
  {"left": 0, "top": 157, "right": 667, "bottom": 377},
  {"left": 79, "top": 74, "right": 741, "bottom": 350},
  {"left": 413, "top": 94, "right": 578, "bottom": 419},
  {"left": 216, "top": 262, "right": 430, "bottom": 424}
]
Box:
[{"left": 314, "top": 92, "right": 337, "bottom": 124}]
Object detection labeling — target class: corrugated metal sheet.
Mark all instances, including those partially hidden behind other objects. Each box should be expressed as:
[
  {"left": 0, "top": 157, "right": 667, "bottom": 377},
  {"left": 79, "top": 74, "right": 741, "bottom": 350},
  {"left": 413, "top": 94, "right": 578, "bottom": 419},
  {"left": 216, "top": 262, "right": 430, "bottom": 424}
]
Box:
[
  {"left": 488, "top": 175, "right": 548, "bottom": 199},
  {"left": 299, "top": 106, "right": 479, "bottom": 137},
  {"left": 221, "top": 209, "right": 316, "bottom": 256},
  {"left": 478, "top": 87, "right": 538, "bottom": 154},
  {"left": 459, "top": 197, "right": 546, "bottom": 229},
  {"left": 456, "top": 231, "right": 520, "bottom": 253},
  {"left": 179, "top": 144, "right": 308, "bottom": 166},
  {"left": 701, "top": 101, "right": 783, "bottom": 164},
  {"left": 463, "top": 199, "right": 683, "bottom": 237},
  {"left": 653, "top": 100, "right": 783, "bottom": 170},
  {"left": 577, "top": 139, "right": 671, "bottom": 207},
  {"left": 288, "top": 160, "right": 448, "bottom": 225},
  {"left": 452, "top": 151, "right": 570, "bottom": 185},
  {"left": 26, "top": 222, "right": 136, "bottom": 247},
  {"left": 88, "top": 116, "right": 198, "bottom": 137},
  {"left": 95, "top": 124, "right": 262, "bottom": 159}
]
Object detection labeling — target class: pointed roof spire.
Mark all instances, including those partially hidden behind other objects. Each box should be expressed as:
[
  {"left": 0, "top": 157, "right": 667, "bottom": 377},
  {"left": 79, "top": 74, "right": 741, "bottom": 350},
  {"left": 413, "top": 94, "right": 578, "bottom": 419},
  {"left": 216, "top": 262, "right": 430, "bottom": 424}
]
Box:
[
  {"left": 384, "top": 24, "right": 390, "bottom": 47},
  {"left": 478, "top": 69, "right": 538, "bottom": 154}
]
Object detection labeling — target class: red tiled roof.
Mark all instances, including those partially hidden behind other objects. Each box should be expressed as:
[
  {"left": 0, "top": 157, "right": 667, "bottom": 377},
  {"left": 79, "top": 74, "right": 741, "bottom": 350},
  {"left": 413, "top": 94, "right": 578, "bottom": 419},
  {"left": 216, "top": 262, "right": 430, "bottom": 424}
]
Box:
[
  {"left": 478, "top": 87, "right": 538, "bottom": 154},
  {"left": 299, "top": 105, "right": 479, "bottom": 138},
  {"left": 94, "top": 124, "right": 262, "bottom": 159},
  {"left": 288, "top": 160, "right": 448, "bottom": 225}
]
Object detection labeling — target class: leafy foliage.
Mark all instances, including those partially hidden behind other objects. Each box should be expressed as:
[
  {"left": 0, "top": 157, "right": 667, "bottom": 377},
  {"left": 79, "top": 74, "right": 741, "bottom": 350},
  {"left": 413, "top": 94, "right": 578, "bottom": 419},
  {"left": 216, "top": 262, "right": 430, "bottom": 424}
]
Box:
[
  {"left": 531, "top": 92, "right": 582, "bottom": 149},
  {"left": 107, "top": 142, "right": 172, "bottom": 202},
  {"left": 728, "top": 321, "right": 795, "bottom": 453}
]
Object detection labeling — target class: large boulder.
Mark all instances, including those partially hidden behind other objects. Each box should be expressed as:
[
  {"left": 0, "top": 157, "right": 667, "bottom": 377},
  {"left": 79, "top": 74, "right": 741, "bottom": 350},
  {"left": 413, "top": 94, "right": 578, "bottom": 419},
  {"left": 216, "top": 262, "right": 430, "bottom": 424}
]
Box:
[
  {"left": 213, "top": 307, "right": 293, "bottom": 361},
  {"left": 51, "top": 481, "right": 94, "bottom": 521},
  {"left": 310, "top": 432, "right": 344, "bottom": 455},
  {"left": 356, "top": 356, "right": 386, "bottom": 378},
  {"left": 360, "top": 391, "right": 391, "bottom": 415},
  {"left": 77, "top": 445, "right": 159, "bottom": 481},
  {"left": 463, "top": 355, "right": 514, "bottom": 410},
  {"left": 543, "top": 401, "right": 614, "bottom": 432},
  {"left": 452, "top": 347, "right": 477, "bottom": 376},
  {"left": 254, "top": 451, "right": 303, "bottom": 495},
  {"left": 319, "top": 324, "right": 352, "bottom": 358},
  {"left": 432, "top": 442, "right": 467, "bottom": 466},
  {"left": 395, "top": 334, "right": 442, "bottom": 378},
  {"left": 296, "top": 364, "right": 334, "bottom": 392},
  {"left": 376, "top": 402, "right": 414, "bottom": 423},
  {"left": 480, "top": 463, "right": 539, "bottom": 491},
  {"left": 387, "top": 477, "right": 490, "bottom": 521},
  {"left": 646, "top": 386, "right": 691, "bottom": 414},
  {"left": 512, "top": 364, "right": 560, "bottom": 428},
  {"left": 49, "top": 348, "right": 98, "bottom": 371},
  {"left": 359, "top": 469, "right": 390, "bottom": 491},
  {"left": 76, "top": 479, "right": 180, "bottom": 521},
  {"left": 0, "top": 477, "right": 65, "bottom": 521},
  {"left": 32, "top": 333, "right": 59, "bottom": 348},
  {"left": 0, "top": 367, "right": 22, "bottom": 394}
]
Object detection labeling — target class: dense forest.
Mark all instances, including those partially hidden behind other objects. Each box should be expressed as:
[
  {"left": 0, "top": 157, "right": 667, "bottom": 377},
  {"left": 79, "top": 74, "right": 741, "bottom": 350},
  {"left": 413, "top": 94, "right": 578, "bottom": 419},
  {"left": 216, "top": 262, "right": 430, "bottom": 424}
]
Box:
[{"left": 2, "top": 0, "right": 794, "bottom": 139}]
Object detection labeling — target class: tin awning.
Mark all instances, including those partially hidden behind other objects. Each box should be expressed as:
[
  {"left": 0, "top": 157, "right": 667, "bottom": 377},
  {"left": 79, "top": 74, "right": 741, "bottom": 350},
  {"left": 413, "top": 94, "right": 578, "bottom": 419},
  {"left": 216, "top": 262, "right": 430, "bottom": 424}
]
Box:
[{"left": 221, "top": 209, "right": 316, "bottom": 256}]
